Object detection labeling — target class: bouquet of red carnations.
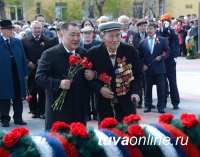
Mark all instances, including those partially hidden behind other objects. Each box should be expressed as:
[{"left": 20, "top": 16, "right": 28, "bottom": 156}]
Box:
[{"left": 52, "top": 55, "right": 92, "bottom": 111}]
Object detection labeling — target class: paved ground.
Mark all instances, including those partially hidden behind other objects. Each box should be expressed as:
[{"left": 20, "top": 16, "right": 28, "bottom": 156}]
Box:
[{"left": 1, "top": 57, "right": 200, "bottom": 134}]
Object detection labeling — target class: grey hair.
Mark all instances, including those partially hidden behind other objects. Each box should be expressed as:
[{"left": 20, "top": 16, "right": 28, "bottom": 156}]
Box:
[
  {"left": 118, "top": 15, "right": 129, "bottom": 23},
  {"left": 30, "top": 20, "right": 42, "bottom": 29}
]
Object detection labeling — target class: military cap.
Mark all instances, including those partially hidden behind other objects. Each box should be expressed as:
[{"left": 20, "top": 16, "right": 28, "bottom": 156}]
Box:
[
  {"left": 136, "top": 19, "right": 147, "bottom": 26},
  {"left": 98, "top": 22, "right": 122, "bottom": 32},
  {"left": 81, "top": 26, "right": 94, "bottom": 33}
]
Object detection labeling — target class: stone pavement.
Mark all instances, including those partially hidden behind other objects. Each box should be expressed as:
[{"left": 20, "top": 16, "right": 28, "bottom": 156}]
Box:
[{"left": 1, "top": 57, "right": 200, "bottom": 134}]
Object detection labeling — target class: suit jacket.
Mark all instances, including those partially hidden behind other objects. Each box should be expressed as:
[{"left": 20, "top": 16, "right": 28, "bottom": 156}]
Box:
[
  {"left": 35, "top": 44, "right": 89, "bottom": 130},
  {"left": 50, "top": 36, "right": 59, "bottom": 48},
  {"left": 138, "top": 35, "right": 170, "bottom": 75},
  {"left": 88, "top": 43, "right": 142, "bottom": 113},
  {"left": 0, "top": 36, "right": 28, "bottom": 99},
  {"left": 22, "top": 34, "right": 51, "bottom": 93}
]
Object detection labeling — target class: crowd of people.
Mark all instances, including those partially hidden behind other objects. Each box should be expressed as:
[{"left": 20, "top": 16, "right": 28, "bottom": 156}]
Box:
[{"left": 0, "top": 13, "right": 198, "bottom": 129}]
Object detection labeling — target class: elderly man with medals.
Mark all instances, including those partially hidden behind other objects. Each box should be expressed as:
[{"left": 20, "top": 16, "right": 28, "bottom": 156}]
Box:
[{"left": 88, "top": 22, "right": 143, "bottom": 122}]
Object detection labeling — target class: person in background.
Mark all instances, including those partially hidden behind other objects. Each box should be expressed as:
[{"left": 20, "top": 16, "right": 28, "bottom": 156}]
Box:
[
  {"left": 50, "top": 22, "right": 64, "bottom": 47},
  {"left": 157, "top": 13, "right": 180, "bottom": 110},
  {"left": 35, "top": 14, "right": 54, "bottom": 38},
  {"left": 138, "top": 23, "right": 170, "bottom": 113},
  {"left": 118, "top": 15, "right": 136, "bottom": 46},
  {"left": 80, "top": 26, "right": 102, "bottom": 121},
  {"left": 189, "top": 19, "right": 198, "bottom": 53},
  {"left": 0, "top": 20, "right": 28, "bottom": 127},
  {"left": 22, "top": 20, "right": 51, "bottom": 119}
]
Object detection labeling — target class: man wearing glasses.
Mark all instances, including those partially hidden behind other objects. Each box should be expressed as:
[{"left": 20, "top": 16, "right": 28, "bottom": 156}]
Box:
[{"left": 88, "top": 22, "right": 143, "bottom": 122}]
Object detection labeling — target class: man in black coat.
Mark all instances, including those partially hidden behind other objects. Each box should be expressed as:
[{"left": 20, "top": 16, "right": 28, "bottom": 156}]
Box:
[
  {"left": 88, "top": 22, "right": 143, "bottom": 122},
  {"left": 35, "top": 22, "right": 95, "bottom": 130},
  {"left": 22, "top": 20, "right": 51, "bottom": 119}
]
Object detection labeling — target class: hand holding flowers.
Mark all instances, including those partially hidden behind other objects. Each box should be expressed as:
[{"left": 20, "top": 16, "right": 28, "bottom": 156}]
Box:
[{"left": 52, "top": 55, "right": 92, "bottom": 111}]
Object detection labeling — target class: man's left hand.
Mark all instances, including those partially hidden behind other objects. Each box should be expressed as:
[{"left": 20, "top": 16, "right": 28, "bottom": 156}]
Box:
[
  {"left": 131, "top": 94, "right": 140, "bottom": 104},
  {"left": 154, "top": 56, "right": 162, "bottom": 62},
  {"left": 85, "top": 70, "right": 96, "bottom": 80}
]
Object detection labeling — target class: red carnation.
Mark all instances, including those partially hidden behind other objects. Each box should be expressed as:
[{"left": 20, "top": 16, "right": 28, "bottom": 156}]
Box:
[
  {"left": 121, "top": 34, "right": 129, "bottom": 39},
  {"left": 159, "top": 113, "right": 174, "bottom": 123},
  {"left": 88, "top": 62, "right": 93, "bottom": 70},
  {"left": 100, "top": 118, "right": 119, "bottom": 129},
  {"left": 0, "top": 147, "right": 10, "bottom": 157},
  {"left": 81, "top": 57, "right": 89, "bottom": 69},
  {"left": 25, "top": 95, "right": 32, "bottom": 103},
  {"left": 128, "top": 124, "right": 145, "bottom": 137},
  {"left": 163, "top": 51, "right": 167, "bottom": 57},
  {"left": 3, "top": 131, "right": 21, "bottom": 147},
  {"left": 69, "top": 55, "right": 78, "bottom": 65},
  {"left": 70, "top": 122, "right": 89, "bottom": 138},
  {"left": 123, "top": 114, "right": 141, "bottom": 124},
  {"left": 51, "top": 121, "right": 70, "bottom": 132},
  {"left": 180, "top": 113, "right": 200, "bottom": 128},
  {"left": 100, "top": 73, "right": 111, "bottom": 86},
  {"left": 12, "top": 127, "right": 29, "bottom": 136}
]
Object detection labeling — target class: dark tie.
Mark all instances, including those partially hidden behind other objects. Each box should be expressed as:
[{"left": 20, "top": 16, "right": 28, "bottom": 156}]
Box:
[
  {"left": 110, "top": 54, "right": 116, "bottom": 59},
  {"left": 6, "top": 39, "right": 10, "bottom": 47},
  {"left": 35, "top": 36, "right": 40, "bottom": 41}
]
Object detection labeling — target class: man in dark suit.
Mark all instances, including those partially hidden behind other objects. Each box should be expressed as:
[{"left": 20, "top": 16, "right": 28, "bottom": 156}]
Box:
[
  {"left": 88, "top": 22, "right": 143, "bottom": 122},
  {"left": 138, "top": 23, "right": 170, "bottom": 113},
  {"left": 157, "top": 13, "right": 180, "bottom": 109},
  {"left": 35, "top": 22, "right": 95, "bottom": 130},
  {"left": 22, "top": 20, "right": 51, "bottom": 119},
  {"left": 0, "top": 20, "right": 28, "bottom": 127}
]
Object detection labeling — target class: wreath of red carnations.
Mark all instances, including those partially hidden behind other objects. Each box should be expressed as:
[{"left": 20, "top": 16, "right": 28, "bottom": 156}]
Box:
[
  {"left": 123, "top": 114, "right": 141, "bottom": 124},
  {"left": 3, "top": 127, "right": 29, "bottom": 147},
  {"left": 180, "top": 113, "right": 200, "bottom": 128},
  {"left": 159, "top": 113, "right": 174, "bottom": 124},
  {"left": 70, "top": 122, "right": 89, "bottom": 138},
  {"left": 100, "top": 117, "right": 119, "bottom": 129}
]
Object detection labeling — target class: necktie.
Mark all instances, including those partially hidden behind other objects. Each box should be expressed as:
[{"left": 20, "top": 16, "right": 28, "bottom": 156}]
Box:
[
  {"left": 110, "top": 54, "right": 116, "bottom": 59},
  {"left": 35, "top": 36, "right": 40, "bottom": 41},
  {"left": 110, "top": 54, "right": 116, "bottom": 67},
  {"left": 149, "top": 37, "right": 154, "bottom": 54},
  {"left": 6, "top": 39, "right": 10, "bottom": 47}
]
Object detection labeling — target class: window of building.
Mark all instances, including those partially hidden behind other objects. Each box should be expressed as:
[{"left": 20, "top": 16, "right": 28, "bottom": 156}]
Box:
[
  {"left": 55, "top": 2, "right": 67, "bottom": 19},
  {"left": 9, "top": 5, "right": 23, "bottom": 20},
  {"left": 36, "top": 2, "right": 41, "bottom": 14}
]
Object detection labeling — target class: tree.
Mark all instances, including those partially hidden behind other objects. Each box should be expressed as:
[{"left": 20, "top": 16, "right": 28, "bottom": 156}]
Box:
[
  {"left": 94, "top": 0, "right": 105, "bottom": 17},
  {"left": 0, "top": 0, "right": 6, "bottom": 19}
]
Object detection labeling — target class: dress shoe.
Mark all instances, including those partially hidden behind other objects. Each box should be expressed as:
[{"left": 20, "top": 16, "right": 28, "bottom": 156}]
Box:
[
  {"left": 144, "top": 108, "right": 151, "bottom": 113},
  {"left": 14, "top": 120, "right": 27, "bottom": 125},
  {"left": 173, "top": 105, "right": 179, "bottom": 109},
  {"left": 158, "top": 110, "right": 165, "bottom": 114},
  {"left": 150, "top": 105, "right": 156, "bottom": 109},
  {"left": 32, "top": 114, "right": 39, "bottom": 118},
  {"left": 137, "top": 104, "right": 142, "bottom": 108},
  {"left": 39, "top": 114, "right": 45, "bottom": 119},
  {"left": 2, "top": 123, "right": 9, "bottom": 127}
]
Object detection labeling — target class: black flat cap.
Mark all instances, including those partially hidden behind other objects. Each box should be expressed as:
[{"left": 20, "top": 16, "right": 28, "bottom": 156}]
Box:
[
  {"left": 0, "top": 19, "right": 14, "bottom": 29},
  {"left": 98, "top": 22, "right": 122, "bottom": 32},
  {"left": 136, "top": 19, "right": 147, "bottom": 27}
]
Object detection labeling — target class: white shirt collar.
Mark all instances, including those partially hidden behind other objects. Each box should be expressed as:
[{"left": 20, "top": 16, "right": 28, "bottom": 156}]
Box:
[
  {"left": 147, "top": 34, "right": 156, "bottom": 39},
  {"left": 1, "top": 33, "right": 10, "bottom": 41},
  {"left": 107, "top": 49, "right": 117, "bottom": 56},
  {"left": 63, "top": 46, "right": 76, "bottom": 55}
]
